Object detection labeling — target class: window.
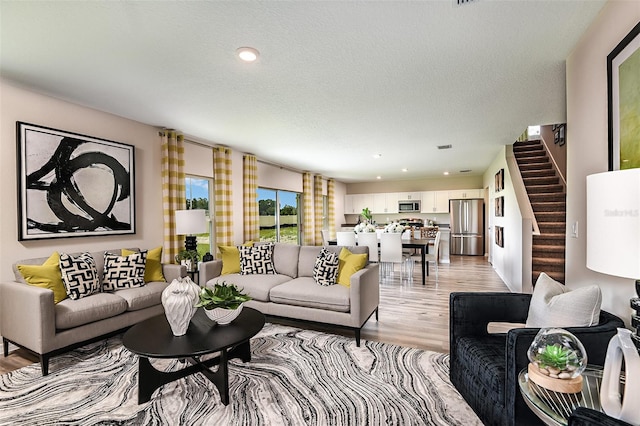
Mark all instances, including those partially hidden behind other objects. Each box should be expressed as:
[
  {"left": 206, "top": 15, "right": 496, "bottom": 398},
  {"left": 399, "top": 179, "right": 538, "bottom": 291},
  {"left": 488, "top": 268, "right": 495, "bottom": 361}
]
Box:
[
  {"left": 258, "top": 188, "right": 300, "bottom": 244},
  {"left": 185, "top": 176, "right": 213, "bottom": 259}
]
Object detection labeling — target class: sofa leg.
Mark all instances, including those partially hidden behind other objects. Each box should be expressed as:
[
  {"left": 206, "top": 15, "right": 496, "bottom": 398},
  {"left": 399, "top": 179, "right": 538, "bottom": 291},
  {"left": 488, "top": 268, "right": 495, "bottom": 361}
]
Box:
[
  {"left": 2, "top": 338, "right": 8, "bottom": 357},
  {"left": 355, "top": 329, "right": 361, "bottom": 347},
  {"left": 40, "top": 354, "right": 49, "bottom": 376},
  {"left": 375, "top": 307, "right": 379, "bottom": 321}
]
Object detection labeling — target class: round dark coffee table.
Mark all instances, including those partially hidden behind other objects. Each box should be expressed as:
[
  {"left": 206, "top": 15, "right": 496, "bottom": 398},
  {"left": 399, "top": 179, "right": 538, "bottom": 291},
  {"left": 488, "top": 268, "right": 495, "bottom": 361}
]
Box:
[{"left": 123, "top": 307, "right": 265, "bottom": 405}]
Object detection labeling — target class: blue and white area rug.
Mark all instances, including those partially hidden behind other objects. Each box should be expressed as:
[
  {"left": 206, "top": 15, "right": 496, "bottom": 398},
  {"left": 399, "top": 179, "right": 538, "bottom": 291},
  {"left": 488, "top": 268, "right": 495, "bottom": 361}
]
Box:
[{"left": 0, "top": 324, "right": 481, "bottom": 425}]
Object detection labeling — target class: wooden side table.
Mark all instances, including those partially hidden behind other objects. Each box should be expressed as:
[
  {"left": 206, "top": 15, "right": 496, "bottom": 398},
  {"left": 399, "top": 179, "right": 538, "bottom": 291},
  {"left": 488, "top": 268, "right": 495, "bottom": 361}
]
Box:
[{"left": 518, "top": 365, "right": 626, "bottom": 426}]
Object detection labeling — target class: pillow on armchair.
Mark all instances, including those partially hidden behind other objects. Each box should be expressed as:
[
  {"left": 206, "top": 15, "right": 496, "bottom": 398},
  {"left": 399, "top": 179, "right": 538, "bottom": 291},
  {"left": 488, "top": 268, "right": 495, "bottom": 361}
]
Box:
[{"left": 526, "top": 273, "right": 602, "bottom": 328}]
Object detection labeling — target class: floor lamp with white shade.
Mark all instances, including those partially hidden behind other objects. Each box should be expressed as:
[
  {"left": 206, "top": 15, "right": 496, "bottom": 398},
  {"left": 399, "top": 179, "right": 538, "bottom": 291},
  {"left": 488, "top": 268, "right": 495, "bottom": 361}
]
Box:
[{"left": 586, "top": 169, "right": 640, "bottom": 424}]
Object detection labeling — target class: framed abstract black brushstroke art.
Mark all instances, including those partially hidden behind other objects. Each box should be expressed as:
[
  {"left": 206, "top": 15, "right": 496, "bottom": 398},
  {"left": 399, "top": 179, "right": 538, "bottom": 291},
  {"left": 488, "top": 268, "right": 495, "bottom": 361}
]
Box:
[
  {"left": 16, "top": 122, "right": 136, "bottom": 240},
  {"left": 608, "top": 21, "right": 640, "bottom": 171}
]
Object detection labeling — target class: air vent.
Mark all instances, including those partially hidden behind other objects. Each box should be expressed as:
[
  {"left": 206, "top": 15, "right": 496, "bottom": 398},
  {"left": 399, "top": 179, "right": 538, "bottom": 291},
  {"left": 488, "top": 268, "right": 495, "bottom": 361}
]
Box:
[
  {"left": 437, "top": 144, "right": 452, "bottom": 150},
  {"left": 460, "top": 169, "right": 472, "bottom": 173},
  {"left": 454, "top": 0, "right": 477, "bottom": 6}
]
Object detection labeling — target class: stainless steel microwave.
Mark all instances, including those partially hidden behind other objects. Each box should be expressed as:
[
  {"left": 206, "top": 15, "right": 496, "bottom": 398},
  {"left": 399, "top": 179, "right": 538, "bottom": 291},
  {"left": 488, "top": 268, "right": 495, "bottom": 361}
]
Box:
[{"left": 398, "top": 201, "right": 421, "bottom": 212}]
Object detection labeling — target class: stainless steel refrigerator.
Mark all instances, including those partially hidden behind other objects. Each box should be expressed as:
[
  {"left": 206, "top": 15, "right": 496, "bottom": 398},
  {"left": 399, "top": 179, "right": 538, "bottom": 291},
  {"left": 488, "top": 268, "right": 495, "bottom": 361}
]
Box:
[{"left": 450, "top": 199, "right": 484, "bottom": 255}]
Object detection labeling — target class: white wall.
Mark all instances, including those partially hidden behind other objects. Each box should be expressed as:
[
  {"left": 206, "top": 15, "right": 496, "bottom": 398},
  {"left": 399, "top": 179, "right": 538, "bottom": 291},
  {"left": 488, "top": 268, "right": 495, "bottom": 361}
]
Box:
[
  {"left": 0, "top": 79, "right": 163, "bottom": 282},
  {"left": 565, "top": 0, "right": 640, "bottom": 326},
  {"left": 483, "top": 146, "right": 527, "bottom": 292}
]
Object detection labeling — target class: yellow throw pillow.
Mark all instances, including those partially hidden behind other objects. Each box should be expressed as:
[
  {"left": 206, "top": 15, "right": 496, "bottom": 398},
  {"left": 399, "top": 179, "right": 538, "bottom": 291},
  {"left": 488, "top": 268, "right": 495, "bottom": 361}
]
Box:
[
  {"left": 122, "top": 247, "right": 165, "bottom": 282},
  {"left": 337, "top": 248, "right": 368, "bottom": 287},
  {"left": 219, "top": 242, "right": 254, "bottom": 275},
  {"left": 17, "top": 252, "right": 67, "bottom": 304}
]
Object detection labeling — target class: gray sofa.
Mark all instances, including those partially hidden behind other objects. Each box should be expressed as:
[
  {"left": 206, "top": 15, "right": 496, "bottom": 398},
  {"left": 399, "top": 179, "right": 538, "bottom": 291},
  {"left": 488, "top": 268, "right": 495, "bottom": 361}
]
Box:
[
  {"left": 200, "top": 243, "right": 380, "bottom": 346},
  {"left": 0, "top": 249, "right": 184, "bottom": 375}
]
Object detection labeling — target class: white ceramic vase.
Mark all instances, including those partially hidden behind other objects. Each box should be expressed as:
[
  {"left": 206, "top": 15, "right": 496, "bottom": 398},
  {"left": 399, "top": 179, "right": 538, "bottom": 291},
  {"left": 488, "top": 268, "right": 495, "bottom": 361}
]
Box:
[
  {"left": 203, "top": 303, "right": 244, "bottom": 325},
  {"left": 601, "top": 328, "right": 640, "bottom": 425},
  {"left": 161, "top": 277, "right": 200, "bottom": 336}
]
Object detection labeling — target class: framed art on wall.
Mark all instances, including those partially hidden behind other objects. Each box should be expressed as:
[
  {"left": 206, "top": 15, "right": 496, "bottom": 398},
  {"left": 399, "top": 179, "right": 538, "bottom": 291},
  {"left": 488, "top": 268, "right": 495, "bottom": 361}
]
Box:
[
  {"left": 16, "top": 122, "right": 136, "bottom": 240},
  {"left": 495, "top": 226, "right": 504, "bottom": 248},
  {"left": 495, "top": 196, "right": 504, "bottom": 217},
  {"left": 608, "top": 21, "right": 640, "bottom": 171},
  {"left": 494, "top": 169, "right": 504, "bottom": 192}
]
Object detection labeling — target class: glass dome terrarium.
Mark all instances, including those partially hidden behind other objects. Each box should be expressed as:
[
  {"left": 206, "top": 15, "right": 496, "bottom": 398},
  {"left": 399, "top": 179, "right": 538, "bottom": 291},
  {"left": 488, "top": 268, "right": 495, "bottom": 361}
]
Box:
[{"left": 527, "top": 328, "right": 588, "bottom": 393}]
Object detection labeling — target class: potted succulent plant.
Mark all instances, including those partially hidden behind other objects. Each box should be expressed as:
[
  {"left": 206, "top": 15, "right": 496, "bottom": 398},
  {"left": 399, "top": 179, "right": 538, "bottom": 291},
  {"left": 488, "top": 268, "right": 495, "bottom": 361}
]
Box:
[
  {"left": 527, "top": 328, "right": 587, "bottom": 393},
  {"left": 195, "top": 282, "right": 251, "bottom": 325}
]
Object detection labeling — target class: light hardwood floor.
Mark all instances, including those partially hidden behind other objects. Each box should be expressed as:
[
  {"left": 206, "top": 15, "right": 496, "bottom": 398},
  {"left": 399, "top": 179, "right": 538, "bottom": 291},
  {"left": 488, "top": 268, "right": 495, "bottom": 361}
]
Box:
[{"left": 0, "top": 255, "right": 509, "bottom": 375}]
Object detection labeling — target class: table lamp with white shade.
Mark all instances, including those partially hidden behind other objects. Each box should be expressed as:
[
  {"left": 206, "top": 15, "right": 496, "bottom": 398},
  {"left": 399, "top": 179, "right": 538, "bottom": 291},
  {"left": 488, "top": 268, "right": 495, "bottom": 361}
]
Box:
[
  {"left": 175, "top": 209, "right": 207, "bottom": 252},
  {"left": 586, "top": 169, "right": 640, "bottom": 425}
]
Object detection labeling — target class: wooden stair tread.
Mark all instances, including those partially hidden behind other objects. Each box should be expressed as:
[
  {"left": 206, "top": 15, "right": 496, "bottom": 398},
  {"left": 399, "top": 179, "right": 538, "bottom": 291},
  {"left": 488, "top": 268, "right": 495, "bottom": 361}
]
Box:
[
  {"left": 519, "top": 163, "right": 553, "bottom": 171},
  {"left": 523, "top": 176, "right": 560, "bottom": 185},
  {"left": 533, "top": 271, "right": 565, "bottom": 284},
  {"left": 529, "top": 193, "right": 565, "bottom": 202},
  {"left": 531, "top": 201, "right": 566, "bottom": 211},
  {"left": 521, "top": 170, "right": 557, "bottom": 178},
  {"left": 525, "top": 184, "right": 564, "bottom": 193},
  {"left": 535, "top": 212, "right": 566, "bottom": 219}
]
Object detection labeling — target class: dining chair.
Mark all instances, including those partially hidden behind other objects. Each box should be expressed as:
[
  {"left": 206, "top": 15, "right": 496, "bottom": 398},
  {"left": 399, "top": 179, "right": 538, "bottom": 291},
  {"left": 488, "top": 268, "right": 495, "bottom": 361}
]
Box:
[
  {"left": 379, "top": 232, "right": 409, "bottom": 279},
  {"left": 321, "top": 229, "right": 330, "bottom": 246},
  {"left": 410, "top": 231, "right": 441, "bottom": 281},
  {"left": 357, "top": 232, "right": 379, "bottom": 263},
  {"left": 336, "top": 231, "right": 356, "bottom": 246}
]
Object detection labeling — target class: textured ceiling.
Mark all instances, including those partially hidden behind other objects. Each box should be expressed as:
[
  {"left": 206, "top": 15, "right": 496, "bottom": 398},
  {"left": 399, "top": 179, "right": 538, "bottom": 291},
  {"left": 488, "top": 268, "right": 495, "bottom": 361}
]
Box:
[{"left": 0, "top": 1, "right": 605, "bottom": 183}]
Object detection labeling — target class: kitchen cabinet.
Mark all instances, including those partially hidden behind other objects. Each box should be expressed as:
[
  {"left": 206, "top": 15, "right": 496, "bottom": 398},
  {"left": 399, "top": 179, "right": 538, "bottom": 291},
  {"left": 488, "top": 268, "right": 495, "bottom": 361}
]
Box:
[
  {"left": 372, "top": 193, "right": 397, "bottom": 214},
  {"left": 421, "top": 191, "right": 449, "bottom": 213},
  {"left": 448, "top": 189, "right": 483, "bottom": 199},
  {"left": 396, "top": 192, "right": 422, "bottom": 201},
  {"left": 344, "top": 194, "right": 373, "bottom": 214}
]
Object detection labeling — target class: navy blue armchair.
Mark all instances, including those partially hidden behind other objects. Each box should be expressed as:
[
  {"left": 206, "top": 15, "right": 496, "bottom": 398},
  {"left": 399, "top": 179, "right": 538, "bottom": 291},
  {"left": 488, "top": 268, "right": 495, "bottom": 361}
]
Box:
[{"left": 449, "top": 292, "right": 625, "bottom": 426}]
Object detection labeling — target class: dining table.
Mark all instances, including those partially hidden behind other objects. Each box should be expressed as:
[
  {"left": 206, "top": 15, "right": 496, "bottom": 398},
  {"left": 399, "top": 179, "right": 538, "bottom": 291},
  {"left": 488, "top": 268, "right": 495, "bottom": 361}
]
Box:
[{"left": 328, "top": 237, "right": 434, "bottom": 286}]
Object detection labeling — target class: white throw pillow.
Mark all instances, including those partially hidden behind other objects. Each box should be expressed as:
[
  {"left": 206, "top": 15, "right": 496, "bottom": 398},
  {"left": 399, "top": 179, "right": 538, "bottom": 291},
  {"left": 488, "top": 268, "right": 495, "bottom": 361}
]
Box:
[
  {"left": 525, "top": 273, "right": 602, "bottom": 328},
  {"left": 102, "top": 251, "right": 147, "bottom": 292},
  {"left": 59, "top": 252, "right": 101, "bottom": 300},
  {"left": 313, "top": 248, "right": 340, "bottom": 286},
  {"left": 239, "top": 243, "right": 276, "bottom": 275}
]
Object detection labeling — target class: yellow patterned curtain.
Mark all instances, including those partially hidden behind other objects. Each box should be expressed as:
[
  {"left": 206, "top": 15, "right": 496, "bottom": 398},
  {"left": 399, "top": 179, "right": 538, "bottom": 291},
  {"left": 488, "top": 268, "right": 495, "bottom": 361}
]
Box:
[
  {"left": 243, "top": 154, "right": 259, "bottom": 242},
  {"left": 314, "top": 175, "right": 323, "bottom": 246},
  {"left": 302, "top": 172, "right": 314, "bottom": 245},
  {"left": 160, "top": 130, "right": 185, "bottom": 263},
  {"left": 214, "top": 147, "right": 233, "bottom": 249},
  {"left": 328, "top": 179, "right": 336, "bottom": 241}
]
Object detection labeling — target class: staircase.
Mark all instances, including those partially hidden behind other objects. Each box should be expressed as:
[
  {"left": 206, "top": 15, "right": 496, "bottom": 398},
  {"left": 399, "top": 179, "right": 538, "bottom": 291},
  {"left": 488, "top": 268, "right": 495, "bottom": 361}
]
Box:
[{"left": 513, "top": 140, "right": 566, "bottom": 284}]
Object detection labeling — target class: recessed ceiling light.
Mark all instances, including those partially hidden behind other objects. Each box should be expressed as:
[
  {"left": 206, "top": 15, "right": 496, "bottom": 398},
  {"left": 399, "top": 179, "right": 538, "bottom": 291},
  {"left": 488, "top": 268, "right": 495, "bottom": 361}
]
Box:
[
  {"left": 373, "top": 154, "right": 382, "bottom": 159},
  {"left": 402, "top": 168, "right": 408, "bottom": 172},
  {"left": 237, "top": 47, "right": 259, "bottom": 62},
  {"left": 376, "top": 176, "right": 382, "bottom": 179},
  {"left": 443, "top": 171, "right": 450, "bottom": 175}
]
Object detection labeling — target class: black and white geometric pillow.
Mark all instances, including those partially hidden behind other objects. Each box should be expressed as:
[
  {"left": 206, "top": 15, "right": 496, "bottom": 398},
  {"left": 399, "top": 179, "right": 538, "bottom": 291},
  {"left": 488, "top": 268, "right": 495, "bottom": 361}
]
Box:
[
  {"left": 313, "top": 248, "right": 340, "bottom": 286},
  {"left": 239, "top": 243, "right": 276, "bottom": 275},
  {"left": 59, "top": 252, "right": 101, "bottom": 300},
  {"left": 102, "top": 251, "right": 147, "bottom": 292}
]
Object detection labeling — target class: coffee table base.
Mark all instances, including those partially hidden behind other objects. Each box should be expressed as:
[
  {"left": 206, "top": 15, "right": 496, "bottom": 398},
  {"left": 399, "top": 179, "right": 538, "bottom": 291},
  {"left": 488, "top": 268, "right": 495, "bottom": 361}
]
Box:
[{"left": 137, "top": 341, "right": 252, "bottom": 405}]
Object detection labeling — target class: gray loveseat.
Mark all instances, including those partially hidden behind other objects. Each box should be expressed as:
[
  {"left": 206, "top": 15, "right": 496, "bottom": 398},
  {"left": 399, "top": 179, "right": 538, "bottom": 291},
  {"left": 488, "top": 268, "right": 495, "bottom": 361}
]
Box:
[
  {"left": 200, "top": 243, "right": 380, "bottom": 346},
  {"left": 1, "top": 249, "right": 184, "bottom": 375}
]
